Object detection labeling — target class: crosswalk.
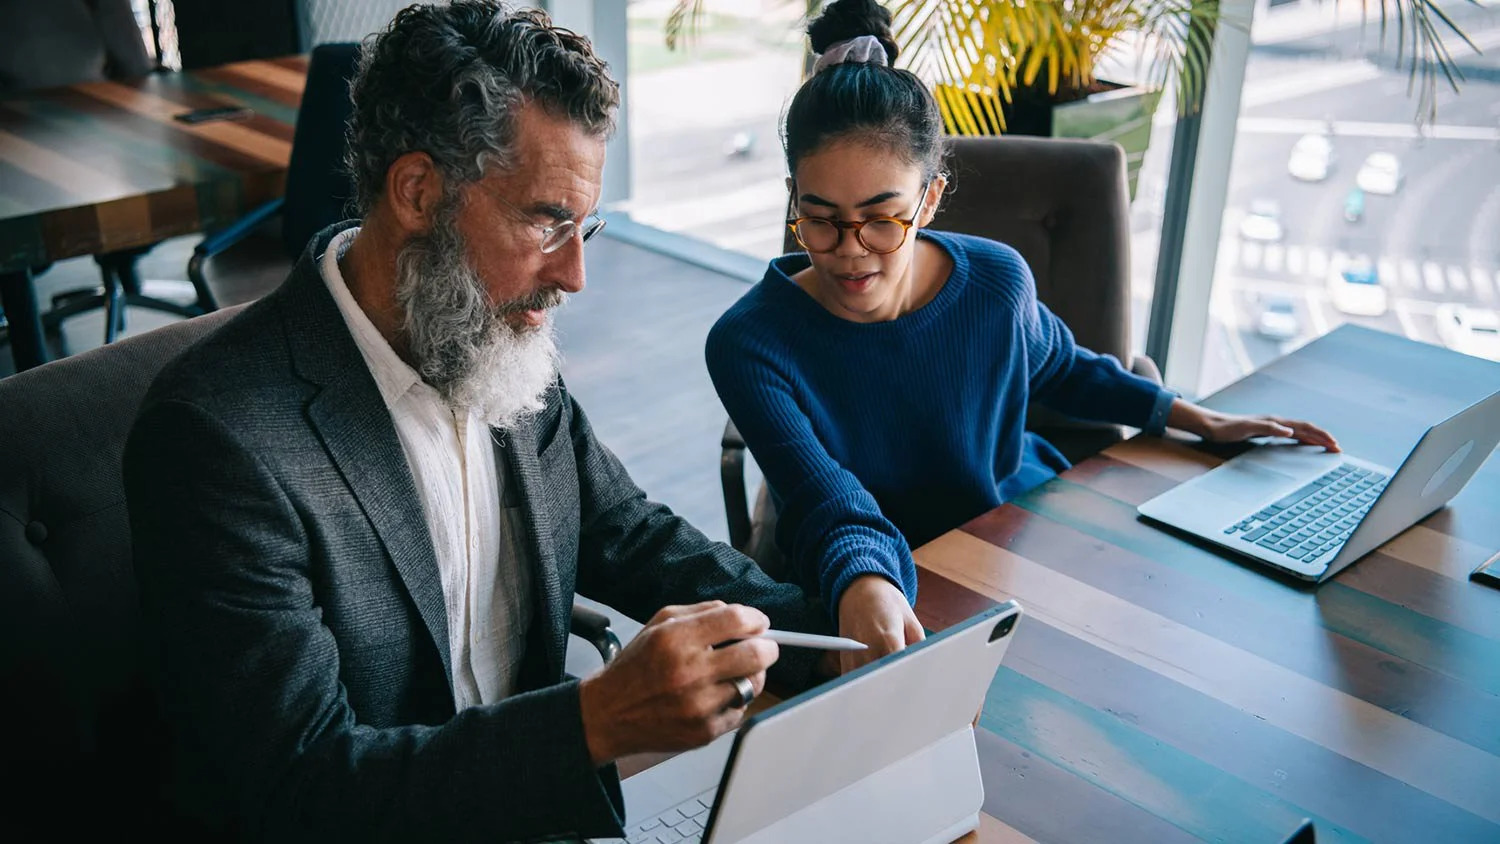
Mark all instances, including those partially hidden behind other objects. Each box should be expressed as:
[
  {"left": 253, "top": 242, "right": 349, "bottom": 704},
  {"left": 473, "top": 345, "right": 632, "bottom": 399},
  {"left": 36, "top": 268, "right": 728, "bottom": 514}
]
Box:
[{"left": 1234, "top": 241, "right": 1499, "bottom": 301}]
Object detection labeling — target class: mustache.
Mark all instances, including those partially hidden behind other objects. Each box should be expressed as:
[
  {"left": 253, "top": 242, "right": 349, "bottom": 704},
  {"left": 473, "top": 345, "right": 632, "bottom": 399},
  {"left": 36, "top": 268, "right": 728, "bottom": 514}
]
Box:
[{"left": 495, "top": 287, "right": 567, "bottom": 317}]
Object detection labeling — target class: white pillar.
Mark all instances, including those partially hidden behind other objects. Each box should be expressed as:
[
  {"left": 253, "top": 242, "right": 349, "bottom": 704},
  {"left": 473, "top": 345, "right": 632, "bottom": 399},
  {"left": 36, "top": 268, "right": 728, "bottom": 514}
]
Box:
[{"left": 1161, "top": 0, "right": 1256, "bottom": 394}]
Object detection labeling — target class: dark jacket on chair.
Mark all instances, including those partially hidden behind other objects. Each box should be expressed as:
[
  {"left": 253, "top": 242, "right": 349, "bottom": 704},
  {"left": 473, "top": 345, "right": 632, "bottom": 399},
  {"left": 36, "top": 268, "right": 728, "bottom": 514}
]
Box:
[{"left": 123, "top": 222, "right": 828, "bottom": 842}]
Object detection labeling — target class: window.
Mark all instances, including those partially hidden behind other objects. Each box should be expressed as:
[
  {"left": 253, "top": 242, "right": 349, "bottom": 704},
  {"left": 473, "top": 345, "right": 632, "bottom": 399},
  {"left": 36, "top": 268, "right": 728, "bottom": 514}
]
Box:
[
  {"left": 624, "top": 3, "right": 817, "bottom": 261},
  {"left": 1191, "top": 1, "right": 1500, "bottom": 394}
]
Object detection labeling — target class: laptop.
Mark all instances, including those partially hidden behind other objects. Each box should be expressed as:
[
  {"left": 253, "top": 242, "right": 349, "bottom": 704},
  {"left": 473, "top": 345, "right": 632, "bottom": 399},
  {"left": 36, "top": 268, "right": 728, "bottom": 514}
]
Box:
[
  {"left": 1138, "top": 388, "right": 1500, "bottom": 582},
  {"left": 590, "top": 602, "right": 1023, "bottom": 844}
]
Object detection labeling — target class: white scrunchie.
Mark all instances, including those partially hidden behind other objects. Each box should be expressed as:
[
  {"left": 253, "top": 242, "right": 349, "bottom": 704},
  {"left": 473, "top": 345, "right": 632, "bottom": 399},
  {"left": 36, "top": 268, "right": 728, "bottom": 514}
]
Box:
[{"left": 812, "top": 35, "right": 889, "bottom": 74}]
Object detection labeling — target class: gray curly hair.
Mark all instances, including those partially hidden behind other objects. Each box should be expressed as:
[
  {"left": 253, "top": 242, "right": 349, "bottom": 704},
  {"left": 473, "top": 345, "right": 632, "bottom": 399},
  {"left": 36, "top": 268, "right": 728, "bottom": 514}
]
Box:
[{"left": 345, "top": 1, "right": 619, "bottom": 216}]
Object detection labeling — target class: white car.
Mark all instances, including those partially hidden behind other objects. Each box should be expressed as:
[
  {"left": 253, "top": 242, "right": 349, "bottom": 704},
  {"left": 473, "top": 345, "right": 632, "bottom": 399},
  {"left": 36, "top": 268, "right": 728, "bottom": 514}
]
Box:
[
  {"left": 1356, "top": 152, "right": 1403, "bottom": 195},
  {"left": 1327, "top": 257, "right": 1388, "bottom": 317},
  {"left": 1435, "top": 304, "right": 1500, "bottom": 361},
  {"left": 1238, "top": 200, "right": 1285, "bottom": 243},
  {"left": 1288, "top": 133, "right": 1334, "bottom": 182},
  {"left": 1257, "top": 297, "right": 1300, "bottom": 341}
]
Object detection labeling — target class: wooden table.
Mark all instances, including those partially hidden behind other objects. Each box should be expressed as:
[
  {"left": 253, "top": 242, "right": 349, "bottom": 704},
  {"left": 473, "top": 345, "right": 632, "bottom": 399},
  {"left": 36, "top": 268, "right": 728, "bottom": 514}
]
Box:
[
  {"left": 0, "top": 57, "right": 305, "bottom": 371},
  {"left": 913, "top": 325, "right": 1500, "bottom": 842}
]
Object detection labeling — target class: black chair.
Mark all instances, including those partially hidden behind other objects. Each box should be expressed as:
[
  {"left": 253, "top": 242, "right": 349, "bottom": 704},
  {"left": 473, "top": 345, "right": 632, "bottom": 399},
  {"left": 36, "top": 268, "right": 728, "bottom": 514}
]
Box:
[
  {"left": 0, "top": 307, "right": 620, "bottom": 836},
  {"left": 183, "top": 41, "right": 360, "bottom": 308}
]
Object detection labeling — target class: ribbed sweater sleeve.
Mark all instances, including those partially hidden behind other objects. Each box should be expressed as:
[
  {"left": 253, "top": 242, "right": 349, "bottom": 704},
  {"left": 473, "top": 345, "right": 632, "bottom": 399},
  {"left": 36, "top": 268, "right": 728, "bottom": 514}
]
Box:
[
  {"left": 996, "top": 246, "right": 1164, "bottom": 427},
  {"left": 706, "top": 319, "right": 915, "bottom": 617}
]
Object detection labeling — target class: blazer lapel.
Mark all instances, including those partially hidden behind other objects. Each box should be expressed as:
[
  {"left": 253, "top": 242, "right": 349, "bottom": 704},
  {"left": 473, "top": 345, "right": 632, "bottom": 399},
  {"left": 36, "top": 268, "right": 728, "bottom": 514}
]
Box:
[
  {"left": 280, "top": 226, "right": 453, "bottom": 685},
  {"left": 499, "top": 414, "right": 567, "bottom": 685}
]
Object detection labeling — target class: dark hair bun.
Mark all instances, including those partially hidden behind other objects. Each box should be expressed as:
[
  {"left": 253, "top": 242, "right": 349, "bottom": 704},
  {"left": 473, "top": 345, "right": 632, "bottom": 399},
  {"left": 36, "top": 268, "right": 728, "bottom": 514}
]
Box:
[{"left": 807, "top": 0, "right": 899, "bottom": 63}]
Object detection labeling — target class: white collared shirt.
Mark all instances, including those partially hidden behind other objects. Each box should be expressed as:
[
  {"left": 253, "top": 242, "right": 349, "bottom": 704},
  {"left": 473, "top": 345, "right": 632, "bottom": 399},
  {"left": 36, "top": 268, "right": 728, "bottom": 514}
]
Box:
[{"left": 320, "top": 226, "right": 532, "bottom": 709}]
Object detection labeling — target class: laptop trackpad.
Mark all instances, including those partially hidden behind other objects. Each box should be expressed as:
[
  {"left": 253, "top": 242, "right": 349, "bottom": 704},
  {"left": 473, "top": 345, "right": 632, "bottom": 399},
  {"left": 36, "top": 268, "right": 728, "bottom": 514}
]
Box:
[{"left": 1193, "top": 458, "right": 1299, "bottom": 503}]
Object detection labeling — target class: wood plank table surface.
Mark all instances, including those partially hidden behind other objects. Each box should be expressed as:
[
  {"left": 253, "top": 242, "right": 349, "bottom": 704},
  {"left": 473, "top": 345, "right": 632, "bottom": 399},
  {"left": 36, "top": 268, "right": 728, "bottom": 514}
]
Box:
[
  {"left": 0, "top": 56, "right": 306, "bottom": 371},
  {"left": 913, "top": 325, "right": 1500, "bottom": 843}
]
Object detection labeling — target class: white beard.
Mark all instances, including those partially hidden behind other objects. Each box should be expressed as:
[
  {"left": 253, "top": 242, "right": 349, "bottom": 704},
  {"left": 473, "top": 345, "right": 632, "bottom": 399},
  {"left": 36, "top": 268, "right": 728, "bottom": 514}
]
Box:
[
  {"left": 444, "top": 314, "right": 561, "bottom": 431},
  {"left": 394, "top": 203, "right": 565, "bottom": 431}
]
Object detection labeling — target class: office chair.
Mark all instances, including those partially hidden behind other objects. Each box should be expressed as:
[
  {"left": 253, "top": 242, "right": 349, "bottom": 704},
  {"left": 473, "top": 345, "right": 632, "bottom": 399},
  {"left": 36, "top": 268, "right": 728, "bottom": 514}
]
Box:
[
  {"left": 0, "top": 308, "right": 620, "bottom": 836},
  {"left": 185, "top": 41, "right": 360, "bottom": 308},
  {"left": 720, "top": 135, "right": 1163, "bottom": 571}
]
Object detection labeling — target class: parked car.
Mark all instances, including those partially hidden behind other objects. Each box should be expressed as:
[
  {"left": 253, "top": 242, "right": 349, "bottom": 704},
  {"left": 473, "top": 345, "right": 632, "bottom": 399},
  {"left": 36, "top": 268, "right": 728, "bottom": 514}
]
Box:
[
  {"left": 1327, "top": 257, "right": 1388, "bottom": 317},
  {"left": 1257, "top": 296, "right": 1300, "bottom": 341},
  {"left": 1238, "top": 200, "right": 1285, "bottom": 242},
  {"left": 1288, "top": 133, "right": 1334, "bottom": 181},
  {"left": 1356, "top": 152, "right": 1404, "bottom": 195},
  {"left": 1435, "top": 304, "right": 1500, "bottom": 361}
]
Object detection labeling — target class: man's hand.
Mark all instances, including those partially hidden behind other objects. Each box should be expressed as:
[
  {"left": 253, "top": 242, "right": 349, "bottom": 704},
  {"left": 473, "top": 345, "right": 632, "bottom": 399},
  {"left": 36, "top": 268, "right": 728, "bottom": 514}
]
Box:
[
  {"left": 577, "top": 601, "right": 778, "bottom": 767},
  {"left": 1167, "top": 399, "right": 1340, "bottom": 452},
  {"left": 835, "top": 574, "right": 924, "bottom": 675}
]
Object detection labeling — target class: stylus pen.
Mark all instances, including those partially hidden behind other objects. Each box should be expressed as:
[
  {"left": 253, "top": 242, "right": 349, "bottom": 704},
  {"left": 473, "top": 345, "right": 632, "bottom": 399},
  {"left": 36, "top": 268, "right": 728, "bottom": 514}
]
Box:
[{"left": 758, "top": 630, "right": 868, "bottom": 651}]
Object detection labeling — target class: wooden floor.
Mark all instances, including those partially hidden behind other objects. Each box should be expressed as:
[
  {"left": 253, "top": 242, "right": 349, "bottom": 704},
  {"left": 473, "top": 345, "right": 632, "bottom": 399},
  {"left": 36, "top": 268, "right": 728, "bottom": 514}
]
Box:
[{"left": 3, "top": 230, "right": 762, "bottom": 544}]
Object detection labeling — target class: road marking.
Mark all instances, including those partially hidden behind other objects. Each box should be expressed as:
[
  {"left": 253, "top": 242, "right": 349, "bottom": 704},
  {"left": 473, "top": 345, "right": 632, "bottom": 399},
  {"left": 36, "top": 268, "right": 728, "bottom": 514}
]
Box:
[
  {"left": 1239, "top": 60, "right": 1382, "bottom": 109},
  {"left": 1448, "top": 266, "right": 1470, "bottom": 294},
  {"left": 1241, "top": 242, "right": 1263, "bottom": 271},
  {"left": 1286, "top": 245, "right": 1304, "bottom": 276},
  {"left": 1237, "top": 117, "right": 1500, "bottom": 142},
  {"left": 1393, "top": 300, "right": 1423, "bottom": 342},
  {"left": 1472, "top": 267, "right": 1495, "bottom": 301},
  {"left": 1377, "top": 258, "right": 1397, "bottom": 287},
  {"left": 1400, "top": 260, "right": 1422, "bottom": 290},
  {"left": 1308, "top": 248, "right": 1328, "bottom": 278},
  {"left": 1423, "top": 261, "right": 1446, "bottom": 294},
  {"left": 1264, "top": 244, "right": 1284, "bottom": 273}
]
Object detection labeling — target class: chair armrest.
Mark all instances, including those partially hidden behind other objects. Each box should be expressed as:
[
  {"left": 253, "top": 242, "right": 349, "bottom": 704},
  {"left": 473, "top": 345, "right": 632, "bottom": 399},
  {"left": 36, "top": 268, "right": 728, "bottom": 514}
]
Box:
[
  {"left": 721, "top": 418, "right": 752, "bottom": 553},
  {"left": 1130, "top": 354, "right": 1163, "bottom": 386},
  {"left": 187, "top": 198, "right": 285, "bottom": 310},
  {"left": 570, "top": 603, "right": 621, "bottom": 664}
]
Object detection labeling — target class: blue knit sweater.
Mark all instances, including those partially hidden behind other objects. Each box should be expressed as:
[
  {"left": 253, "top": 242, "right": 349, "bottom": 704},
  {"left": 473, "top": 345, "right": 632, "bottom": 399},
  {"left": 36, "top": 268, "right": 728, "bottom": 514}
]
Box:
[{"left": 706, "top": 230, "right": 1173, "bottom": 614}]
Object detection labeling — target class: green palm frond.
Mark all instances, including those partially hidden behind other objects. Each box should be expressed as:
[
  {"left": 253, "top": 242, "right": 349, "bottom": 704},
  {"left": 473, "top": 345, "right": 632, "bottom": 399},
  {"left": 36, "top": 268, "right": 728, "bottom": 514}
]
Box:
[
  {"left": 664, "top": 0, "right": 707, "bottom": 51},
  {"left": 662, "top": 0, "right": 1479, "bottom": 129}
]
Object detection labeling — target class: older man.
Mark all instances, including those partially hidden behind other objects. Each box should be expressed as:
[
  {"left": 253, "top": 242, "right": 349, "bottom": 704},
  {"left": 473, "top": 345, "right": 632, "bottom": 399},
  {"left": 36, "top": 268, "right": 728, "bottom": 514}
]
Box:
[{"left": 123, "top": 3, "right": 829, "bottom": 841}]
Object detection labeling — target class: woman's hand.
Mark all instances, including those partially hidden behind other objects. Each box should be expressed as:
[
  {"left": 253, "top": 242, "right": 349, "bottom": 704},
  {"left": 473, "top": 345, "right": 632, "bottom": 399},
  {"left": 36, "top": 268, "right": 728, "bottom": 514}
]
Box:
[
  {"left": 835, "top": 574, "right": 925, "bottom": 675},
  {"left": 1167, "top": 399, "right": 1340, "bottom": 451}
]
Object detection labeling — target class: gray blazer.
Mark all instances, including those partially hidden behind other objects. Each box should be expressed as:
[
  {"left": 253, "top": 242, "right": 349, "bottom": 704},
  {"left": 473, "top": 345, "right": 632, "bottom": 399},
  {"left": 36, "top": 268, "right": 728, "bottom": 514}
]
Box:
[{"left": 124, "top": 223, "right": 829, "bottom": 843}]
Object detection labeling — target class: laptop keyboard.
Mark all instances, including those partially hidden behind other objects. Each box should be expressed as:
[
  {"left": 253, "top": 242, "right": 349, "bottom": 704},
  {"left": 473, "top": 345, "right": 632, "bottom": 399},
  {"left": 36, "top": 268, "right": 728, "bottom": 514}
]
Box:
[
  {"left": 591, "top": 788, "right": 716, "bottom": 844},
  {"left": 1222, "top": 464, "right": 1389, "bottom": 563}
]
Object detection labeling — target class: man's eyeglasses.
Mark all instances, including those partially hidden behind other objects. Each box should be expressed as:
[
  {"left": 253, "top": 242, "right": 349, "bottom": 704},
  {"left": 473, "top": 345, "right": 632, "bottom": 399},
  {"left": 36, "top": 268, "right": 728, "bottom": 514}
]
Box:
[
  {"left": 787, "top": 180, "right": 929, "bottom": 255},
  {"left": 492, "top": 192, "right": 607, "bottom": 254}
]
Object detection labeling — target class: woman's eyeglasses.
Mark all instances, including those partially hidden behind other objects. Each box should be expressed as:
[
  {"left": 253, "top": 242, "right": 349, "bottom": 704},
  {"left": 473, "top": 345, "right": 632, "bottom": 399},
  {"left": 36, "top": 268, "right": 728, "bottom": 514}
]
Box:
[{"left": 787, "top": 181, "right": 929, "bottom": 255}]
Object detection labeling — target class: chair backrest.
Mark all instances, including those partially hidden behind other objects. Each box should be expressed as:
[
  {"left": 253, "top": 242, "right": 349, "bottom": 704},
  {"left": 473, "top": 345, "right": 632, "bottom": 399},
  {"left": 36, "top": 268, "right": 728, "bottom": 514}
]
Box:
[
  {"left": 281, "top": 41, "right": 360, "bottom": 257},
  {"left": 0, "top": 307, "right": 242, "bottom": 834},
  {"left": 930, "top": 135, "right": 1134, "bottom": 366},
  {"left": 0, "top": 0, "right": 151, "bottom": 94},
  {"left": 169, "top": 0, "right": 301, "bottom": 70}
]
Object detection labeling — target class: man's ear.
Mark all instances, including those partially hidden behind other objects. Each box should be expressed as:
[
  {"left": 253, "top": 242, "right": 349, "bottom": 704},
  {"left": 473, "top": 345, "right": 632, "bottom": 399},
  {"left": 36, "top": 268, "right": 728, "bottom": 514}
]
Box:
[
  {"left": 384, "top": 151, "right": 445, "bottom": 235},
  {"left": 918, "top": 173, "right": 947, "bottom": 228}
]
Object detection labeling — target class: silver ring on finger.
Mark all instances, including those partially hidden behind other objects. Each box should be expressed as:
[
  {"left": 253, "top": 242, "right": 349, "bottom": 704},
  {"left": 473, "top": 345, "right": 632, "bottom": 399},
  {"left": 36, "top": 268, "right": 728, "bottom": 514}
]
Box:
[{"left": 728, "top": 675, "right": 755, "bottom": 709}]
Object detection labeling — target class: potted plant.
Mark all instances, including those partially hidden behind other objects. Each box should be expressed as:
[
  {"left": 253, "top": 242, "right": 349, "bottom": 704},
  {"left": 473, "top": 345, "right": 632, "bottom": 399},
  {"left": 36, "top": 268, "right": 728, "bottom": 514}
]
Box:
[{"left": 667, "top": 0, "right": 1477, "bottom": 197}]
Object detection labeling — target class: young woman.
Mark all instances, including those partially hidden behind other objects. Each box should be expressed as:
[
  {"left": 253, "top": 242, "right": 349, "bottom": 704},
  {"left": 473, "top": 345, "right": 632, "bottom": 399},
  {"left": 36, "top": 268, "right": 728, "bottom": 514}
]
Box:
[{"left": 706, "top": 0, "right": 1338, "bottom": 671}]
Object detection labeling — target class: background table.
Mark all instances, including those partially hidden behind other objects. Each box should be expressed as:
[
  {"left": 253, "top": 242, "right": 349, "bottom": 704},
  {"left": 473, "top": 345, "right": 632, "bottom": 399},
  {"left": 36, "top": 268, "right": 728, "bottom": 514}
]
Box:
[
  {"left": 0, "top": 57, "right": 305, "bottom": 371},
  {"left": 914, "top": 325, "right": 1500, "bottom": 842}
]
